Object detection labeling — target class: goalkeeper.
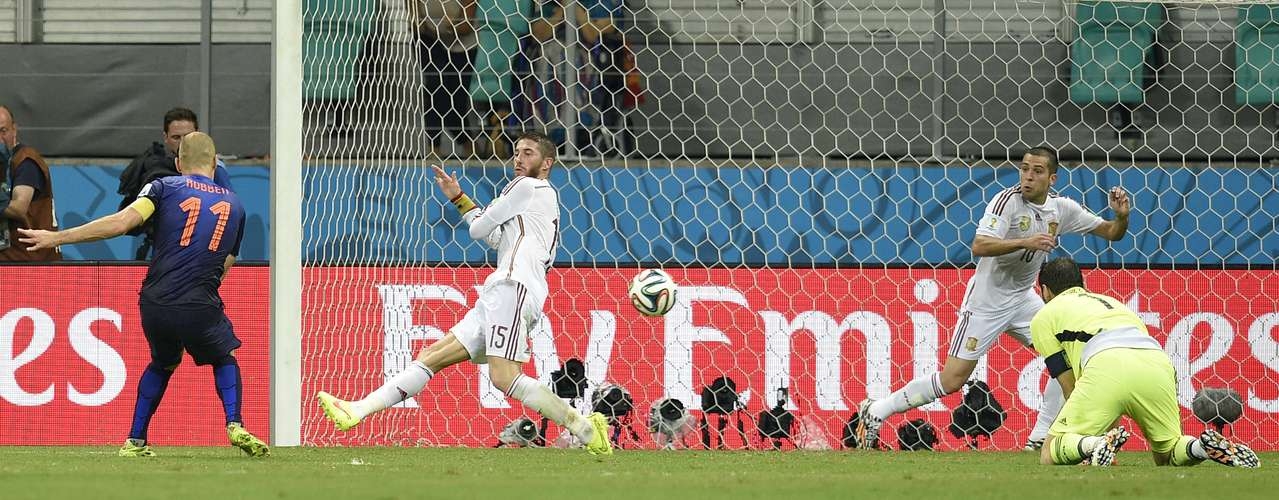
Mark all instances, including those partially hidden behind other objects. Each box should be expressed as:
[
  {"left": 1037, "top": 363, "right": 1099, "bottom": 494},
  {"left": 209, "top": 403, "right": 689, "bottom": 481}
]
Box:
[{"left": 1032, "top": 257, "right": 1258, "bottom": 468}]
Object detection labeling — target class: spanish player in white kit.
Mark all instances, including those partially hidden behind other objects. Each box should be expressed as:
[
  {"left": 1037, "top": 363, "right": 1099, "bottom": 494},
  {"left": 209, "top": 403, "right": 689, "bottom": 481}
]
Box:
[
  {"left": 856, "top": 147, "right": 1132, "bottom": 450},
  {"left": 316, "top": 131, "right": 613, "bottom": 455}
]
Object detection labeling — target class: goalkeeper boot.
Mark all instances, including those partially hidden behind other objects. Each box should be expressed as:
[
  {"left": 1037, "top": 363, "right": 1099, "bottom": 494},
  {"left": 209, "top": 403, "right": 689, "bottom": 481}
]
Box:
[
  {"left": 227, "top": 422, "right": 270, "bottom": 457},
  {"left": 585, "top": 412, "right": 614, "bottom": 456},
  {"left": 1087, "top": 426, "right": 1130, "bottom": 467},
  {"left": 118, "top": 438, "right": 156, "bottom": 457},
  {"left": 317, "top": 391, "right": 361, "bottom": 431},
  {"left": 1199, "top": 429, "right": 1260, "bottom": 468},
  {"left": 855, "top": 399, "right": 883, "bottom": 450},
  {"left": 1023, "top": 438, "right": 1045, "bottom": 451}
]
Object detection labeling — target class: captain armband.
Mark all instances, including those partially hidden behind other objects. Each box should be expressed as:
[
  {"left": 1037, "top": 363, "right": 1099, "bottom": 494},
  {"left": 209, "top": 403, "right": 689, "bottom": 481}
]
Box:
[
  {"left": 451, "top": 193, "right": 477, "bottom": 215},
  {"left": 128, "top": 198, "right": 157, "bottom": 221},
  {"left": 1044, "top": 351, "right": 1071, "bottom": 378}
]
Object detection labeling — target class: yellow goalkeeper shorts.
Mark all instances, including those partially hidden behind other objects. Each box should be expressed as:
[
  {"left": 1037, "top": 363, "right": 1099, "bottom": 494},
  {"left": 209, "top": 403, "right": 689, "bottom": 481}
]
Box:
[{"left": 1049, "top": 347, "right": 1183, "bottom": 454}]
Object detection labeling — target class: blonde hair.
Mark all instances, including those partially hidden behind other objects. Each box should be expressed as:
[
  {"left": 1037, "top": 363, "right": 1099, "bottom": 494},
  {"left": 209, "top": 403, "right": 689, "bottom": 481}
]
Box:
[{"left": 178, "top": 132, "right": 217, "bottom": 174}]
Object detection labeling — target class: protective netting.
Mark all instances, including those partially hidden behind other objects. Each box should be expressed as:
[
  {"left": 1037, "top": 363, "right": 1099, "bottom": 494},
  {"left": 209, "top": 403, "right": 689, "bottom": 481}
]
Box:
[{"left": 300, "top": 0, "right": 1279, "bottom": 451}]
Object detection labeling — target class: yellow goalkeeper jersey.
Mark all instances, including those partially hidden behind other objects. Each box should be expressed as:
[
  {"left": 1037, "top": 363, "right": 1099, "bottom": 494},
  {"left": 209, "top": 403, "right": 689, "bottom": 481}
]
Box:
[{"left": 1029, "top": 287, "right": 1162, "bottom": 378}]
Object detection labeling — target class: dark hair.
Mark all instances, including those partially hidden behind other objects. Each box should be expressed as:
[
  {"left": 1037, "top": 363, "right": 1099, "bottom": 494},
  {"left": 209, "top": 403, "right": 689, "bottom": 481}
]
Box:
[
  {"left": 1039, "top": 257, "right": 1085, "bottom": 295},
  {"left": 515, "top": 131, "right": 557, "bottom": 162},
  {"left": 1024, "top": 146, "right": 1059, "bottom": 174},
  {"left": 163, "top": 107, "right": 199, "bottom": 133}
]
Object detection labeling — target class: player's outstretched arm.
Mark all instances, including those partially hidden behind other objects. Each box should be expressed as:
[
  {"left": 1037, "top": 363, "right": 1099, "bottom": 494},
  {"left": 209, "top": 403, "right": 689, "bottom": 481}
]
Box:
[
  {"left": 1089, "top": 187, "right": 1131, "bottom": 241},
  {"left": 972, "top": 233, "right": 1055, "bottom": 257},
  {"left": 19, "top": 201, "right": 149, "bottom": 251},
  {"left": 432, "top": 165, "right": 504, "bottom": 248},
  {"left": 433, "top": 163, "right": 483, "bottom": 222},
  {"left": 431, "top": 164, "right": 463, "bottom": 200}
]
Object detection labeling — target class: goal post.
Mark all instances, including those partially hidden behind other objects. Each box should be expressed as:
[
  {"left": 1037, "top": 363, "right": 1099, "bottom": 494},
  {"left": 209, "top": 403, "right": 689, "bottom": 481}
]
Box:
[
  {"left": 280, "top": 0, "right": 1279, "bottom": 451},
  {"left": 271, "top": 0, "right": 304, "bottom": 447}
]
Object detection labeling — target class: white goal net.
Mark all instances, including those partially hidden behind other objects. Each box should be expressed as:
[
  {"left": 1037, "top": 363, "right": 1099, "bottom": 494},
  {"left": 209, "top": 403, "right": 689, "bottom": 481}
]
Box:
[{"left": 298, "top": 0, "right": 1279, "bottom": 450}]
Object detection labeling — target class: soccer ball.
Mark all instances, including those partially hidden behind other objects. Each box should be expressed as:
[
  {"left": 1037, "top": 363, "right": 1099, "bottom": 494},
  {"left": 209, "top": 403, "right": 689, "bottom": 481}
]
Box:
[{"left": 628, "top": 269, "right": 678, "bottom": 317}]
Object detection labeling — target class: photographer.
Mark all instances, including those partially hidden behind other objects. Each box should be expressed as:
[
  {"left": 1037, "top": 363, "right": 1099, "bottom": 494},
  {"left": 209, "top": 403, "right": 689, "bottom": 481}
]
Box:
[{"left": 117, "top": 108, "right": 233, "bottom": 260}]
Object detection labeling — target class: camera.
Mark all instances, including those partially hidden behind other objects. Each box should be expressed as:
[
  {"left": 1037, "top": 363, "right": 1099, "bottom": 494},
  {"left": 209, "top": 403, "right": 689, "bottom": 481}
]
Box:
[
  {"left": 551, "top": 358, "right": 587, "bottom": 400},
  {"left": 756, "top": 388, "right": 795, "bottom": 450}
]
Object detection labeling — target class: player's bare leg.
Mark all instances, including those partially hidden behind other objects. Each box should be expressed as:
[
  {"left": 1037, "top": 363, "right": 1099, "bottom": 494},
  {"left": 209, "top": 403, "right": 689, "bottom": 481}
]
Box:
[
  {"left": 316, "top": 333, "right": 470, "bottom": 431},
  {"left": 416, "top": 334, "right": 475, "bottom": 373},
  {"left": 487, "top": 355, "right": 612, "bottom": 455},
  {"left": 859, "top": 357, "right": 976, "bottom": 450},
  {"left": 1040, "top": 435, "right": 1056, "bottom": 465}
]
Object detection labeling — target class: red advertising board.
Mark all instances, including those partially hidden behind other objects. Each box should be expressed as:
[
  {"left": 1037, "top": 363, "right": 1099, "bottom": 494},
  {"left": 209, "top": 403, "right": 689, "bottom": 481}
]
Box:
[
  {"left": 302, "top": 267, "right": 1279, "bottom": 451},
  {"left": 5, "top": 265, "right": 1274, "bottom": 450},
  {"left": 0, "top": 265, "right": 270, "bottom": 446}
]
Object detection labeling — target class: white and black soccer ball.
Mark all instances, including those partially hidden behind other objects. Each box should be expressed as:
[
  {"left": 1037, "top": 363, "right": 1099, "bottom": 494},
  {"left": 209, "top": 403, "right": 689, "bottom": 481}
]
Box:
[{"left": 628, "top": 269, "right": 678, "bottom": 317}]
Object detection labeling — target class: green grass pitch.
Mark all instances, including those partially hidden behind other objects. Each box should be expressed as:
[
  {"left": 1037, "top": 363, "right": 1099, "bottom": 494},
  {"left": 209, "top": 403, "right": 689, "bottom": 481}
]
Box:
[{"left": 2, "top": 447, "right": 1276, "bottom": 499}]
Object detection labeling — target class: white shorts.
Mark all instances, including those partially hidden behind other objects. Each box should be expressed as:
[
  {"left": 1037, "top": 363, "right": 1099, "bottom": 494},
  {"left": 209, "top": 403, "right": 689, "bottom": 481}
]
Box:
[
  {"left": 946, "top": 291, "right": 1043, "bottom": 360},
  {"left": 451, "top": 281, "right": 542, "bottom": 364}
]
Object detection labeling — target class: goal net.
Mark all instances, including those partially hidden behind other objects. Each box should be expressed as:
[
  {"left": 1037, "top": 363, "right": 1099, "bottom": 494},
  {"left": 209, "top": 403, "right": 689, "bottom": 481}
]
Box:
[{"left": 298, "top": 0, "right": 1279, "bottom": 450}]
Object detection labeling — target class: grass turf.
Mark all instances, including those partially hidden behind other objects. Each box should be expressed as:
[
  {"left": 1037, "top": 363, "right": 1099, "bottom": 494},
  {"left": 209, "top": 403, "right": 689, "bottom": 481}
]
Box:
[{"left": 1, "top": 447, "right": 1276, "bottom": 499}]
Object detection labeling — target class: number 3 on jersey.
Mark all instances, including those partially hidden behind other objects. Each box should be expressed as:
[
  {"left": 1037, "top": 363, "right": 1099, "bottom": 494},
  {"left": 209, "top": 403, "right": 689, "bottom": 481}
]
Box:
[{"left": 178, "top": 196, "right": 232, "bottom": 251}]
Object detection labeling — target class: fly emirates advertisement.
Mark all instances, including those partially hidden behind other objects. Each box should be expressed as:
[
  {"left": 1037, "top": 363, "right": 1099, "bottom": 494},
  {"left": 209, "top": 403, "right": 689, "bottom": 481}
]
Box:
[{"left": 3, "top": 266, "right": 1276, "bottom": 450}]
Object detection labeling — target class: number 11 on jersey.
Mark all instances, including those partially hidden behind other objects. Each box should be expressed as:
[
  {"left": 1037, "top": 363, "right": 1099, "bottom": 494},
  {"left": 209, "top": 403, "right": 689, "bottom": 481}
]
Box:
[{"left": 179, "top": 196, "right": 232, "bottom": 251}]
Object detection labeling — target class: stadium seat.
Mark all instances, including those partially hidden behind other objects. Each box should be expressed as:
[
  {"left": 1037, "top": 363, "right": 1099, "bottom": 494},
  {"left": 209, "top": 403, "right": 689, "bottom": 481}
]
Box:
[
  {"left": 1068, "top": 1, "right": 1164, "bottom": 105},
  {"left": 303, "top": 0, "right": 376, "bottom": 100},
  {"left": 1235, "top": 5, "right": 1279, "bottom": 106}
]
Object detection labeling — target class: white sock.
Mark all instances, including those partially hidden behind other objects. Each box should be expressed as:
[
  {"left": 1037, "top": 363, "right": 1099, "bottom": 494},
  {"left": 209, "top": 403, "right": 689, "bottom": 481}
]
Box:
[
  {"left": 869, "top": 372, "right": 947, "bottom": 420},
  {"left": 1080, "top": 436, "right": 1102, "bottom": 455},
  {"left": 351, "top": 361, "right": 434, "bottom": 419},
  {"left": 1029, "top": 378, "right": 1064, "bottom": 441},
  {"left": 506, "top": 374, "right": 593, "bottom": 442},
  {"left": 1189, "top": 438, "right": 1209, "bottom": 460}
]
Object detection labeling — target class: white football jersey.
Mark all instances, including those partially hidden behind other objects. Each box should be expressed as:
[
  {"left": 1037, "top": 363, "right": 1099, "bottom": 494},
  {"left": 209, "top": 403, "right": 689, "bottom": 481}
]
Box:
[
  {"left": 463, "top": 176, "right": 560, "bottom": 303},
  {"left": 963, "top": 187, "right": 1103, "bottom": 313}
]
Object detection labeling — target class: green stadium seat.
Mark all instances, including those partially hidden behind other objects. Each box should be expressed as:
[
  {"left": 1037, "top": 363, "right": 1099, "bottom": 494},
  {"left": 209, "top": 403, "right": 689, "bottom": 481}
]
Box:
[
  {"left": 304, "top": 0, "right": 376, "bottom": 101},
  {"left": 1069, "top": 1, "right": 1164, "bottom": 105},
  {"left": 470, "top": 0, "right": 533, "bottom": 104},
  {"left": 1236, "top": 5, "right": 1279, "bottom": 105}
]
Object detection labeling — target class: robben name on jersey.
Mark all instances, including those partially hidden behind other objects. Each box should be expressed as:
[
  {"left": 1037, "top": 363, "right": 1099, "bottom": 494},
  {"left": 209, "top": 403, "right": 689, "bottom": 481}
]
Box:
[{"left": 136, "top": 175, "right": 246, "bottom": 306}]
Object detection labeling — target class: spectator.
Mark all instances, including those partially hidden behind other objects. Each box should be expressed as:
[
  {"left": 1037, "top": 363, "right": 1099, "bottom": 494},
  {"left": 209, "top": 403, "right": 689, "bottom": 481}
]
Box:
[
  {"left": 0, "top": 121, "right": 11, "bottom": 252},
  {"left": 523, "top": 0, "right": 635, "bottom": 157},
  {"left": 530, "top": 0, "right": 562, "bottom": 45},
  {"left": 577, "top": 0, "right": 630, "bottom": 158},
  {"left": 0, "top": 105, "right": 60, "bottom": 262},
  {"left": 469, "top": 0, "right": 533, "bottom": 158},
  {"left": 409, "top": 0, "right": 479, "bottom": 158},
  {"left": 117, "top": 107, "right": 233, "bottom": 260},
  {"left": 577, "top": 0, "right": 623, "bottom": 46},
  {"left": 522, "top": 0, "right": 569, "bottom": 144}
]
